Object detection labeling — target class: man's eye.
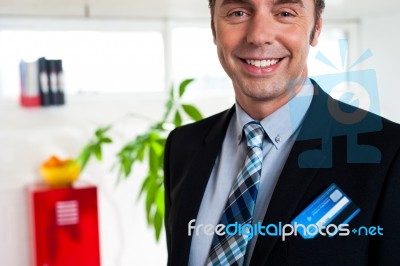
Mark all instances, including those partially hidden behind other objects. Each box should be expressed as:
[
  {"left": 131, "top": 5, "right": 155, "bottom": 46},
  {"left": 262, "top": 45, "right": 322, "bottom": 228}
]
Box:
[
  {"left": 230, "top": 11, "right": 245, "bottom": 17},
  {"left": 280, "top": 11, "right": 294, "bottom": 17}
]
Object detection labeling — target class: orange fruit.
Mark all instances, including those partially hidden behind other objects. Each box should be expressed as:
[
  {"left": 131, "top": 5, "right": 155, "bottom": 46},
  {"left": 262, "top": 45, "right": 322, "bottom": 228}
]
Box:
[{"left": 40, "top": 156, "right": 80, "bottom": 187}]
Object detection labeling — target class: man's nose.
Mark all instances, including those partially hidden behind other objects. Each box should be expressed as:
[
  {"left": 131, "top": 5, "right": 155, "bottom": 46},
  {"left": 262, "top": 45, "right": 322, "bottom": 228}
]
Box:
[{"left": 246, "top": 12, "right": 277, "bottom": 46}]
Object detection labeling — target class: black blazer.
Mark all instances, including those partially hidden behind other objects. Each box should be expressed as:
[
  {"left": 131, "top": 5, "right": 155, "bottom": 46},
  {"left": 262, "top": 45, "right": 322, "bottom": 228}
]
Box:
[{"left": 164, "top": 81, "right": 400, "bottom": 265}]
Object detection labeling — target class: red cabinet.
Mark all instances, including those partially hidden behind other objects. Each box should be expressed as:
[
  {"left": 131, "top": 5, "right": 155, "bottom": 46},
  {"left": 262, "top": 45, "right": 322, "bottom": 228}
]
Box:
[{"left": 28, "top": 184, "right": 101, "bottom": 266}]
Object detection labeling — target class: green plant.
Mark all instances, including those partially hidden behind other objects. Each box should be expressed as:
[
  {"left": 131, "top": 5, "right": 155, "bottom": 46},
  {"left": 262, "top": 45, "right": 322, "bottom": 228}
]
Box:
[{"left": 76, "top": 79, "right": 203, "bottom": 241}]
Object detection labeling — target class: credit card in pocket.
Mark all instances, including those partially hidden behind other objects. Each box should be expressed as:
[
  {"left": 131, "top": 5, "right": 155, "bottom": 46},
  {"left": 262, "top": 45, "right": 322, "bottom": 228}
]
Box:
[{"left": 291, "top": 183, "right": 360, "bottom": 239}]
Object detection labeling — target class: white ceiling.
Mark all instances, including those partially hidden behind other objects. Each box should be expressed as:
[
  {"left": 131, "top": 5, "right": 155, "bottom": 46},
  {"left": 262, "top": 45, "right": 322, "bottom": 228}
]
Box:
[
  {"left": 323, "top": 0, "right": 400, "bottom": 20},
  {"left": 134, "top": 0, "right": 400, "bottom": 20},
  {"left": 117, "top": 0, "right": 400, "bottom": 20},
  {"left": 0, "top": 0, "right": 399, "bottom": 20},
  {"left": 113, "top": 0, "right": 400, "bottom": 20}
]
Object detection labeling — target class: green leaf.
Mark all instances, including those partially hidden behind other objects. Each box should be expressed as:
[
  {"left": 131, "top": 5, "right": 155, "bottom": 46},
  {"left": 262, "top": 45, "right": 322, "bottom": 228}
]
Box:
[
  {"left": 169, "top": 84, "right": 174, "bottom": 98},
  {"left": 182, "top": 104, "right": 203, "bottom": 121},
  {"left": 151, "top": 141, "right": 164, "bottom": 156},
  {"left": 163, "top": 84, "right": 174, "bottom": 122},
  {"left": 95, "top": 125, "right": 111, "bottom": 138},
  {"left": 145, "top": 179, "right": 158, "bottom": 224},
  {"left": 138, "top": 176, "right": 151, "bottom": 200},
  {"left": 163, "top": 100, "right": 173, "bottom": 121},
  {"left": 100, "top": 137, "right": 112, "bottom": 144},
  {"left": 153, "top": 122, "right": 164, "bottom": 131},
  {"left": 149, "top": 146, "right": 159, "bottom": 175},
  {"left": 122, "top": 157, "right": 133, "bottom": 177},
  {"left": 155, "top": 188, "right": 165, "bottom": 216},
  {"left": 158, "top": 152, "right": 165, "bottom": 170},
  {"left": 148, "top": 131, "right": 160, "bottom": 141},
  {"left": 156, "top": 138, "right": 166, "bottom": 147},
  {"left": 136, "top": 144, "right": 146, "bottom": 161},
  {"left": 179, "top": 78, "right": 194, "bottom": 98},
  {"left": 93, "top": 144, "right": 102, "bottom": 160},
  {"left": 76, "top": 145, "right": 93, "bottom": 171},
  {"left": 174, "top": 111, "right": 182, "bottom": 127},
  {"left": 166, "top": 99, "right": 173, "bottom": 110},
  {"left": 153, "top": 210, "right": 163, "bottom": 241}
]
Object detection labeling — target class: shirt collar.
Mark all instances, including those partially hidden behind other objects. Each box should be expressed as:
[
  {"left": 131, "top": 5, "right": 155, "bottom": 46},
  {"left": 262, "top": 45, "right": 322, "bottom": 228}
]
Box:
[{"left": 235, "top": 79, "right": 314, "bottom": 149}]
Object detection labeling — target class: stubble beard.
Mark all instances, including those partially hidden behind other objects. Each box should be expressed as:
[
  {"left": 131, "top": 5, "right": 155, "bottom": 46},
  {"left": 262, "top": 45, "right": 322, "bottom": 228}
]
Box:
[
  {"left": 232, "top": 69, "right": 308, "bottom": 107},
  {"left": 233, "top": 76, "right": 289, "bottom": 102}
]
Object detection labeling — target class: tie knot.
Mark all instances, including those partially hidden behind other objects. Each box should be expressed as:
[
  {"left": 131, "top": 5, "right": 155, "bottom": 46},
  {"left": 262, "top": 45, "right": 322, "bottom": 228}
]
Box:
[{"left": 243, "top": 121, "right": 264, "bottom": 148}]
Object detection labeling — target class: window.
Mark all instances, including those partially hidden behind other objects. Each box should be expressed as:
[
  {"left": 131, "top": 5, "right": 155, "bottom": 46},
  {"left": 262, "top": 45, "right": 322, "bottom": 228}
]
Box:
[
  {"left": 0, "top": 19, "right": 165, "bottom": 99},
  {"left": 308, "top": 24, "right": 358, "bottom": 76},
  {"left": 0, "top": 18, "right": 358, "bottom": 100},
  {"left": 171, "top": 27, "right": 232, "bottom": 97}
]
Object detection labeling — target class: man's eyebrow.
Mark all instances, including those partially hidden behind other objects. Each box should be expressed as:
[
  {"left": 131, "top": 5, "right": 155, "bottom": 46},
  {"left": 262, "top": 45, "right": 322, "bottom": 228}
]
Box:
[
  {"left": 220, "top": 0, "right": 252, "bottom": 6},
  {"left": 274, "top": 0, "right": 305, "bottom": 7},
  {"left": 220, "top": 0, "right": 305, "bottom": 8}
]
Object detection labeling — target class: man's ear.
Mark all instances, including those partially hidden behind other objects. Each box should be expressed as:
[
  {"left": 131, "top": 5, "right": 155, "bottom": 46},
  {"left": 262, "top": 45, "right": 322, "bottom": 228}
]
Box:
[
  {"left": 211, "top": 18, "right": 217, "bottom": 44},
  {"left": 311, "top": 18, "right": 323, "bottom": 47}
]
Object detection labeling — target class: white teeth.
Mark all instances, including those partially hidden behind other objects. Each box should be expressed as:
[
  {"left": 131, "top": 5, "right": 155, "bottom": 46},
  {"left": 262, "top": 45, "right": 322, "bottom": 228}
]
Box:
[
  {"left": 246, "top": 59, "right": 279, "bottom": 68},
  {"left": 260, "top": 60, "right": 267, "bottom": 67}
]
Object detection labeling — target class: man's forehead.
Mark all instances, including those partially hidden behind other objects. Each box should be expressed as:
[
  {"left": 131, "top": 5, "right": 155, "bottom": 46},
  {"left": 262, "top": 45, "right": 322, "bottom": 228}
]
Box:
[{"left": 219, "top": 0, "right": 306, "bottom": 7}]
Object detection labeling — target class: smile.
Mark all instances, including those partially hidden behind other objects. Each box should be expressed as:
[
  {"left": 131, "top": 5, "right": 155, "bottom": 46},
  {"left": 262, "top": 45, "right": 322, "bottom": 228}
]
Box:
[{"left": 244, "top": 59, "right": 280, "bottom": 68}]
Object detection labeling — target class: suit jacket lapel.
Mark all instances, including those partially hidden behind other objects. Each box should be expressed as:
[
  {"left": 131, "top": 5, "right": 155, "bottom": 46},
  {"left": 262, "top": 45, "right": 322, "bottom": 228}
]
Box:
[
  {"left": 171, "top": 107, "right": 235, "bottom": 265},
  {"left": 251, "top": 83, "right": 334, "bottom": 264}
]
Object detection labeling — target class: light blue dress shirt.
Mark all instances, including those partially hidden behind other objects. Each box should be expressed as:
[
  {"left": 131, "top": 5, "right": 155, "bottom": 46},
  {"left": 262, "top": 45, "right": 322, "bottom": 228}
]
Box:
[{"left": 189, "top": 80, "right": 314, "bottom": 266}]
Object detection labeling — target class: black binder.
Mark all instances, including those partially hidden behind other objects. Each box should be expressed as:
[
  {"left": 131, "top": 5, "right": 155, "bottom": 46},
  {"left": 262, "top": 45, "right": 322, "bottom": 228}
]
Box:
[{"left": 38, "top": 57, "right": 51, "bottom": 106}]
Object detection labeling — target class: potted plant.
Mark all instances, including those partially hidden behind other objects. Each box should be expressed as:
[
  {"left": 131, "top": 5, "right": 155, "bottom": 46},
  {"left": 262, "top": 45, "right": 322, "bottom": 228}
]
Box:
[{"left": 75, "top": 79, "right": 203, "bottom": 240}]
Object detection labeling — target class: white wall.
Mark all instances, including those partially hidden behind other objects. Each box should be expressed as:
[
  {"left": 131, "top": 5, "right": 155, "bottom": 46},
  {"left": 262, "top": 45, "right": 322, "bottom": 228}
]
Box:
[
  {"left": 361, "top": 14, "right": 400, "bottom": 123},
  {"left": 0, "top": 94, "right": 167, "bottom": 266},
  {"left": 0, "top": 91, "right": 234, "bottom": 266}
]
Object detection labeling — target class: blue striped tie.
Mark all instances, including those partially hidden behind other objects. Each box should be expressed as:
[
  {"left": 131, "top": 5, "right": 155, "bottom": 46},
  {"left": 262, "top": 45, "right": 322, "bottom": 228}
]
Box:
[{"left": 207, "top": 121, "right": 265, "bottom": 266}]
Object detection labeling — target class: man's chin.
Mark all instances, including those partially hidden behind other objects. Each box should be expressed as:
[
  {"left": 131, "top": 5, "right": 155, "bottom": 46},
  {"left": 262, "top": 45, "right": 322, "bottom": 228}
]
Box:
[{"left": 239, "top": 82, "right": 287, "bottom": 100}]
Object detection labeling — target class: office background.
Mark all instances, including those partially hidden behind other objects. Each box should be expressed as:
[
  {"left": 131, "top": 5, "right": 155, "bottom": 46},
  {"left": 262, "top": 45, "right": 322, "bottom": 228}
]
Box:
[{"left": 0, "top": 0, "right": 399, "bottom": 265}]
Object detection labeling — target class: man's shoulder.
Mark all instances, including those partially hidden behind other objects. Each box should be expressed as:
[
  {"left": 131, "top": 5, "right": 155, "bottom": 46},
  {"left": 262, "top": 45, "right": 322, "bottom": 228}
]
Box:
[
  {"left": 332, "top": 94, "right": 400, "bottom": 139},
  {"left": 165, "top": 107, "right": 234, "bottom": 164},
  {"left": 170, "top": 107, "right": 234, "bottom": 140},
  {"left": 318, "top": 88, "right": 400, "bottom": 156},
  {"left": 380, "top": 114, "right": 400, "bottom": 136},
  {"left": 310, "top": 82, "right": 400, "bottom": 141},
  {"left": 368, "top": 113, "right": 400, "bottom": 154}
]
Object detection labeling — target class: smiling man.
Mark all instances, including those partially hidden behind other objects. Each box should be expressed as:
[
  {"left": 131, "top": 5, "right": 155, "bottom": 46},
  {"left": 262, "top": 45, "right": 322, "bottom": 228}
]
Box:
[
  {"left": 213, "top": 0, "right": 320, "bottom": 120},
  {"left": 164, "top": 0, "right": 400, "bottom": 265}
]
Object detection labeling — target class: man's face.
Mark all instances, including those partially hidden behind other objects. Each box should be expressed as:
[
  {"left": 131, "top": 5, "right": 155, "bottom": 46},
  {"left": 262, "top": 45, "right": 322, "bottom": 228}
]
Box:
[{"left": 213, "top": 0, "right": 322, "bottom": 115}]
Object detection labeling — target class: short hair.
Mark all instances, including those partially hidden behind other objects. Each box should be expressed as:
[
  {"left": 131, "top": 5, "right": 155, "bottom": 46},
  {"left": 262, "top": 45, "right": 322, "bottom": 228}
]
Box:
[{"left": 208, "top": 0, "right": 325, "bottom": 38}]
